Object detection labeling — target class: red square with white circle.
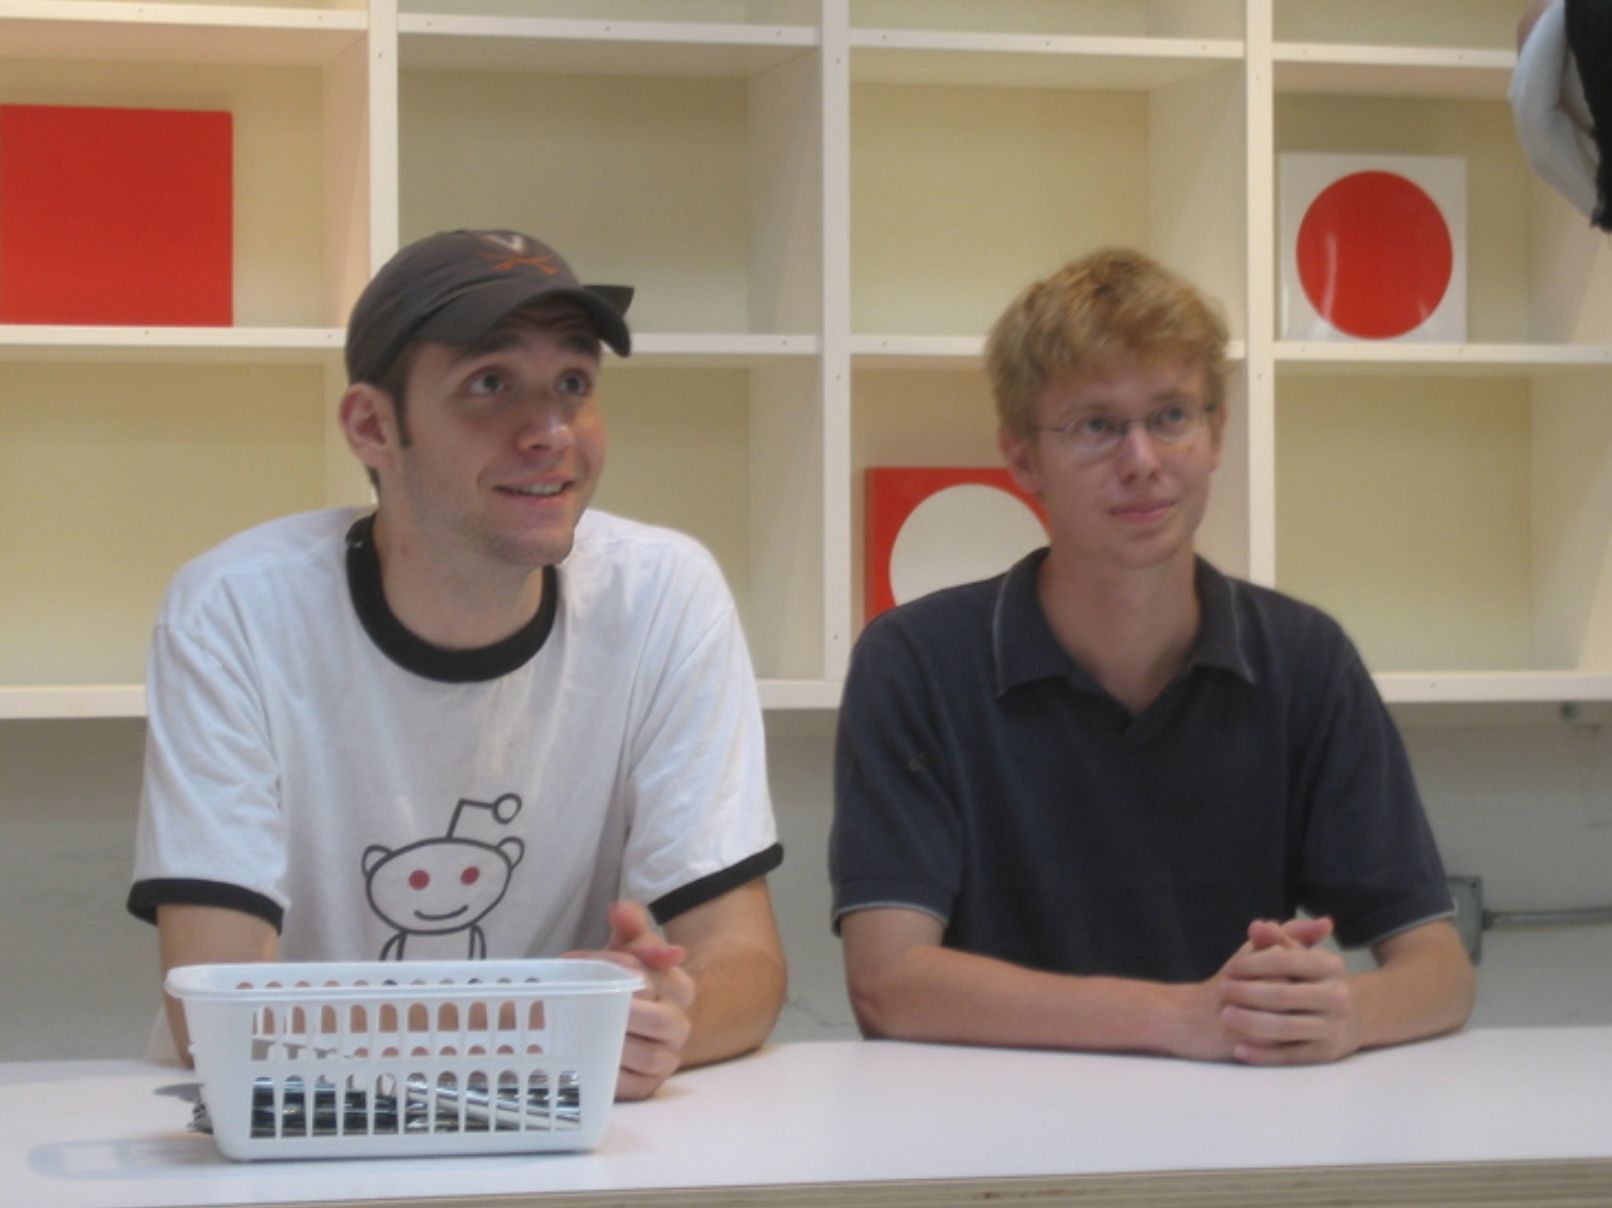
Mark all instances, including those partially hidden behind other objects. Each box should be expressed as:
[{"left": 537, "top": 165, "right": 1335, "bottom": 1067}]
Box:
[
  {"left": 1279, "top": 153, "right": 1465, "bottom": 342},
  {"left": 865, "top": 467, "right": 1048, "bottom": 622}
]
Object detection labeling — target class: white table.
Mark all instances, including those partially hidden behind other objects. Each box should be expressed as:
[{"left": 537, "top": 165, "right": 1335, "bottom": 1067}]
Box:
[{"left": 6, "top": 1030, "right": 1611, "bottom": 1207}]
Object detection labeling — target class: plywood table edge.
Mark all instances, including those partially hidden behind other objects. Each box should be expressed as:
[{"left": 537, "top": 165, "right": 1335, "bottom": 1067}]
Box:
[{"left": 269, "top": 1157, "right": 1612, "bottom": 1208}]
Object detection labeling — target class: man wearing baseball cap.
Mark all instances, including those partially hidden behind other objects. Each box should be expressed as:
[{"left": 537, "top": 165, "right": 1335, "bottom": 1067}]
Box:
[{"left": 128, "top": 230, "right": 787, "bottom": 1100}]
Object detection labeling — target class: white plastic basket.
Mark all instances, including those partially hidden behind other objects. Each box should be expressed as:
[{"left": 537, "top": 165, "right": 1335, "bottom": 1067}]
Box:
[{"left": 166, "top": 958, "right": 641, "bottom": 1160}]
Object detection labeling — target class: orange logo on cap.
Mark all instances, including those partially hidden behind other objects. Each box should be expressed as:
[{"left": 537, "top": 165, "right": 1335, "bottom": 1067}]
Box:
[
  {"left": 474, "top": 233, "right": 560, "bottom": 275},
  {"left": 478, "top": 250, "right": 560, "bottom": 275}
]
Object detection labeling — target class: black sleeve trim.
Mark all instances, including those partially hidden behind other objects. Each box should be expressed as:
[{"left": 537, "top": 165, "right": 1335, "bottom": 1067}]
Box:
[
  {"left": 648, "top": 843, "right": 784, "bottom": 925},
  {"left": 127, "top": 878, "right": 285, "bottom": 933}
]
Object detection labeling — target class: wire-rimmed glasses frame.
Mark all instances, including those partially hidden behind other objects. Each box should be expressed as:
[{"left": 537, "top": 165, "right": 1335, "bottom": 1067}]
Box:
[{"left": 1035, "top": 400, "right": 1218, "bottom": 459}]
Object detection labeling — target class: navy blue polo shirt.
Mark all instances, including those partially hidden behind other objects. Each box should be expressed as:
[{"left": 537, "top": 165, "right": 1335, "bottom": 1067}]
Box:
[{"left": 830, "top": 550, "right": 1453, "bottom": 984}]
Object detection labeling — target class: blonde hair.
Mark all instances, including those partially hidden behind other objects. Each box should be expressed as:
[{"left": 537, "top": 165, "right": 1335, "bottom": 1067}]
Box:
[{"left": 986, "top": 248, "right": 1229, "bottom": 439}]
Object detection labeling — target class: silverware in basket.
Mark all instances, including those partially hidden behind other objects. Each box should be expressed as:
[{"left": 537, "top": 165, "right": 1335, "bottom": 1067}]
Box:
[{"left": 190, "top": 1073, "right": 582, "bottom": 1138}]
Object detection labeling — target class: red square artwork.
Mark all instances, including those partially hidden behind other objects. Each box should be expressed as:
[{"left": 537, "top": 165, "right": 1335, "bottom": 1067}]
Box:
[
  {"left": 0, "top": 104, "right": 233, "bottom": 325},
  {"left": 866, "top": 467, "right": 1048, "bottom": 621}
]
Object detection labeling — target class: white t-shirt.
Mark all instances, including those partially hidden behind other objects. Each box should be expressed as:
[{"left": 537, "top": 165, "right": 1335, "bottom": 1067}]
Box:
[{"left": 130, "top": 507, "right": 780, "bottom": 970}]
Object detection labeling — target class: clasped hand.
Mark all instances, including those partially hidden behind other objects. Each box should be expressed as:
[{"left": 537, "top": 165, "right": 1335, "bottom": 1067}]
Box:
[
  {"left": 1198, "top": 916, "right": 1361, "bottom": 1066},
  {"left": 567, "top": 900, "right": 696, "bottom": 1100}
]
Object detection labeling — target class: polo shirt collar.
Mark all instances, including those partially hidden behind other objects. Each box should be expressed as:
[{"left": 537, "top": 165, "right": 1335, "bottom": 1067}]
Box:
[{"left": 991, "top": 548, "right": 1256, "bottom": 698}]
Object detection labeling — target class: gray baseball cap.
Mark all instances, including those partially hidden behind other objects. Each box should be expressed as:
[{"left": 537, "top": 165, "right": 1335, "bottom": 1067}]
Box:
[{"left": 344, "top": 229, "right": 633, "bottom": 384}]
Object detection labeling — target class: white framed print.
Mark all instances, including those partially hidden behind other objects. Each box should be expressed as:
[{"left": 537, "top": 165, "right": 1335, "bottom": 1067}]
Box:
[{"left": 1279, "top": 153, "right": 1466, "bottom": 342}]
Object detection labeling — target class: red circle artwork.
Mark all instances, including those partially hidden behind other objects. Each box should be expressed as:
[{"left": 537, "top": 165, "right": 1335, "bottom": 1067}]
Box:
[{"left": 1295, "top": 170, "right": 1453, "bottom": 339}]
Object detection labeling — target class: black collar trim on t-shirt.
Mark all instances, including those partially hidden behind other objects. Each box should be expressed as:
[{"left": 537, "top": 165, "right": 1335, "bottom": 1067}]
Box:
[{"left": 344, "top": 513, "right": 558, "bottom": 683}]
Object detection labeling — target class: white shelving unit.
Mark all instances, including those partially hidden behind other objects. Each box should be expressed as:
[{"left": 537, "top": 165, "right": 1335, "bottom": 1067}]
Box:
[
  {"left": 1266, "top": 0, "right": 1612, "bottom": 704},
  {"left": 3, "top": 0, "right": 1610, "bottom": 722}
]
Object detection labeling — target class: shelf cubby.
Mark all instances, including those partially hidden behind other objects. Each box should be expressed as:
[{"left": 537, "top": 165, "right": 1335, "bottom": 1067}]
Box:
[
  {"left": 1273, "top": 0, "right": 1523, "bottom": 53},
  {"left": 850, "top": 51, "right": 1245, "bottom": 340},
  {"left": 0, "top": 11, "right": 372, "bottom": 329},
  {"left": 0, "top": 360, "right": 355, "bottom": 700},
  {"left": 1273, "top": 89, "right": 1612, "bottom": 348},
  {"left": 593, "top": 360, "right": 826, "bottom": 684},
  {"left": 398, "top": 17, "right": 822, "bottom": 340},
  {"left": 1275, "top": 366, "right": 1612, "bottom": 696}
]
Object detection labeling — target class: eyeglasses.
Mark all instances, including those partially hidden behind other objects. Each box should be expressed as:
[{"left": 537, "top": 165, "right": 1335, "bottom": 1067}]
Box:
[{"left": 1037, "top": 401, "right": 1216, "bottom": 458}]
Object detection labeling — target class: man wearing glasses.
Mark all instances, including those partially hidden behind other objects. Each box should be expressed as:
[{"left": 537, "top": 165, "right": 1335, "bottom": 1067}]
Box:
[{"left": 830, "top": 248, "right": 1474, "bottom": 1064}]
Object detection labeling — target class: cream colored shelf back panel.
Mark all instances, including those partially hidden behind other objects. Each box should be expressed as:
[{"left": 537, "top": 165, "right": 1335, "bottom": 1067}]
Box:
[
  {"left": 0, "top": 55, "right": 363, "bottom": 328},
  {"left": 0, "top": 363, "right": 332, "bottom": 687},
  {"left": 1530, "top": 372, "right": 1612, "bottom": 676},
  {"left": 1273, "top": 93, "right": 1612, "bottom": 347},
  {"left": 851, "top": 63, "right": 1245, "bottom": 340},
  {"left": 588, "top": 364, "right": 824, "bottom": 682},
  {"left": 1274, "top": 0, "right": 1525, "bottom": 51},
  {"left": 851, "top": 0, "right": 1242, "bottom": 39},
  {"left": 1272, "top": 51, "right": 1512, "bottom": 102},
  {"left": 1199, "top": 362, "right": 1252, "bottom": 583},
  {"left": 398, "top": 16, "right": 816, "bottom": 77},
  {"left": 399, "top": 1, "right": 818, "bottom": 22},
  {"left": 851, "top": 372, "right": 1003, "bottom": 472},
  {"left": 1275, "top": 371, "right": 1612, "bottom": 677},
  {"left": 589, "top": 367, "right": 753, "bottom": 617},
  {"left": 748, "top": 360, "right": 826, "bottom": 681},
  {"left": 0, "top": 3, "right": 364, "bottom": 65},
  {"left": 850, "top": 36, "right": 1241, "bottom": 91},
  {"left": 398, "top": 54, "right": 821, "bottom": 336},
  {"left": 1528, "top": 180, "right": 1612, "bottom": 347},
  {"left": 1147, "top": 60, "right": 1246, "bottom": 341}
]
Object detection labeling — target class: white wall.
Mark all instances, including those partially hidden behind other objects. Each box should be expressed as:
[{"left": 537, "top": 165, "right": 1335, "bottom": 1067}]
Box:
[
  {"left": 4, "top": 707, "right": 1612, "bottom": 1060},
  {"left": 1401, "top": 714, "right": 1612, "bottom": 1026},
  {"left": 0, "top": 720, "right": 157, "bottom": 1059}
]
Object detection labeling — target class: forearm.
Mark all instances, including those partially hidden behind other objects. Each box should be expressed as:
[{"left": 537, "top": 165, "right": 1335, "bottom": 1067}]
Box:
[
  {"left": 679, "top": 936, "right": 788, "bottom": 1068},
  {"left": 657, "top": 880, "right": 787, "bottom": 1070},
  {"left": 1345, "top": 922, "right": 1475, "bottom": 1051},
  {"left": 851, "top": 941, "right": 1204, "bottom": 1058},
  {"left": 157, "top": 904, "right": 279, "bottom": 1065}
]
